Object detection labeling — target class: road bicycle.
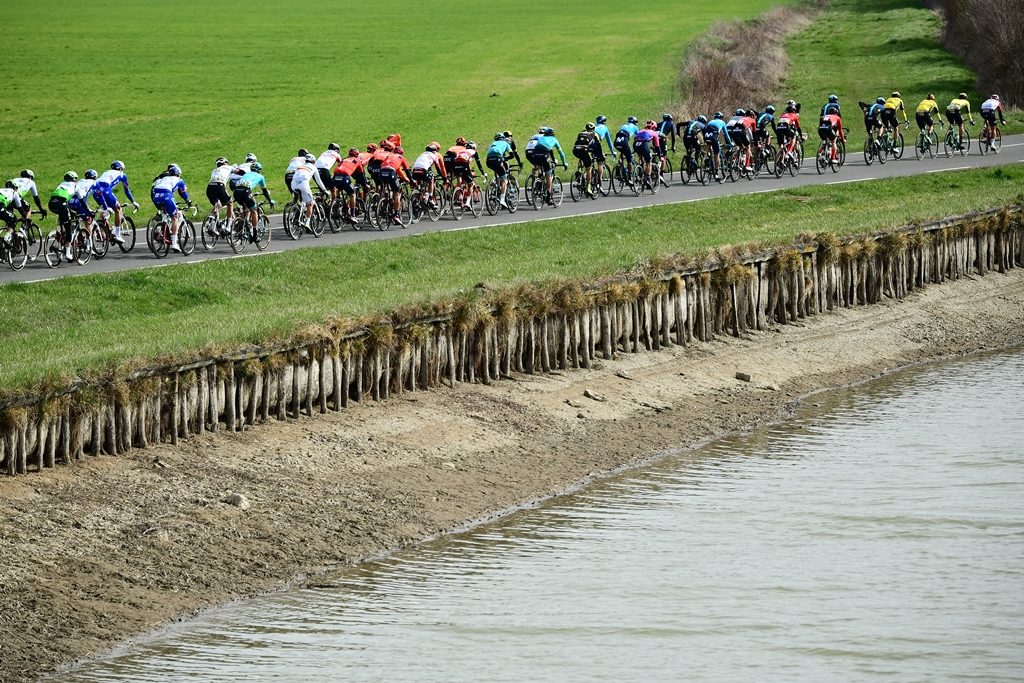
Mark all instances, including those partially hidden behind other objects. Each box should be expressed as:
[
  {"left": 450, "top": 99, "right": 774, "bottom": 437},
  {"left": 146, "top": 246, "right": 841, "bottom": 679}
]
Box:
[
  {"left": 863, "top": 129, "right": 887, "bottom": 166},
  {"left": 774, "top": 133, "right": 806, "bottom": 177},
  {"left": 284, "top": 191, "right": 327, "bottom": 239},
  {"left": 372, "top": 183, "right": 414, "bottom": 228},
  {"left": 569, "top": 160, "right": 600, "bottom": 202},
  {"left": 148, "top": 203, "right": 197, "bottom": 258},
  {"left": 525, "top": 164, "right": 565, "bottom": 210},
  {"left": 751, "top": 138, "right": 776, "bottom": 176},
  {"left": 914, "top": 121, "right": 943, "bottom": 160},
  {"left": 725, "top": 146, "right": 749, "bottom": 182},
  {"left": 697, "top": 146, "right": 726, "bottom": 185},
  {"left": 657, "top": 150, "right": 674, "bottom": 187},
  {"left": 43, "top": 217, "right": 93, "bottom": 267},
  {"left": 633, "top": 161, "right": 659, "bottom": 195},
  {"left": 484, "top": 163, "right": 521, "bottom": 215},
  {"left": 200, "top": 201, "right": 233, "bottom": 250},
  {"left": 0, "top": 223, "right": 30, "bottom": 271},
  {"left": 879, "top": 123, "right": 907, "bottom": 160},
  {"left": 942, "top": 121, "right": 972, "bottom": 157},
  {"left": 978, "top": 121, "right": 1002, "bottom": 155},
  {"left": 610, "top": 155, "right": 639, "bottom": 196},
  {"left": 227, "top": 201, "right": 271, "bottom": 253},
  {"left": 9, "top": 214, "right": 44, "bottom": 263},
  {"left": 92, "top": 203, "right": 138, "bottom": 255},
  {"left": 451, "top": 175, "right": 484, "bottom": 220},
  {"left": 679, "top": 146, "right": 703, "bottom": 185},
  {"left": 816, "top": 129, "right": 848, "bottom": 174}
]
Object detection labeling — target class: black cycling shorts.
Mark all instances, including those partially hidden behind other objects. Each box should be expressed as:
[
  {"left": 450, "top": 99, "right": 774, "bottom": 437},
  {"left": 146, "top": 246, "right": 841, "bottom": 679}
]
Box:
[
  {"left": 633, "top": 140, "right": 652, "bottom": 162},
  {"left": 881, "top": 108, "right": 899, "bottom": 130},
  {"left": 980, "top": 109, "right": 997, "bottom": 126},
  {"left": 379, "top": 167, "right": 400, "bottom": 192},
  {"left": 915, "top": 112, "right": 933, "bottom": 129},
  {"left": 572, "top": 146, "right": 594, "bottom": 167},
  {"left": 486, "top": 156, "right": 509, "bottom": 177},
  {"left": 452, "top": 163, "right": 473, "bottom": 181},
  {"left": 818, "top": 124, "right": 838, "bottom": 141},
  {"left": 863, "top": 115, "right": 879, "bottom": 134},
  {"left": 945, "top": 110, "right": 964, "bottom": 126},
  {"left": 333, "top": 174, "right": 355, "bottom": 195},
  {"left": 206, "top": 183, "right": 230, "bottom": 207},
  {"left": 317, "top": 168, "right": 332, "bottom": 190},
  {"left": 526, "top": 150, "right": 552, "bottom": 172},
  {"left": 232, "top": 188, "right": 256, "bottom": 210}
]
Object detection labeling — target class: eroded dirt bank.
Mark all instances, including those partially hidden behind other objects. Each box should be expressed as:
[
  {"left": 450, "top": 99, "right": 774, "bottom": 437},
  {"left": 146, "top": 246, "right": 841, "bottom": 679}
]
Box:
[{"left": 3, "top": 268, "right": 1023, "bottom": 681}]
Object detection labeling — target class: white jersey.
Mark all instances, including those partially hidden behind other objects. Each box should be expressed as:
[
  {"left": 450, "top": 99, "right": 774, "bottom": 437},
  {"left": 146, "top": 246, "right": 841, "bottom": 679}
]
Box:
[
  {"left": 315, "top": 150, "right": 342, "bottom": 171},
  {"left": 97, "top": 169, "right": 123, "bottom": 185},
  {"left": 73, "top": 179, "right": 95, "bottom": 200},
  {"left": 152, "top": 175, "right": 185, "bottom": 192},
  {"left": 413, "top": 151, "right": 440, "bottom": 171},
  {"left": 0, "top": 187, "right": 22, "bottom": 207},
  {"left": 293, "top": 163, "right": 328, "bottom": 192},
  {"left": 285, "top": 156, "right": 305, "bottom": 174},
  {"left": 209, "top": 165, "right": 233, "bottom": 184},
  {"left": 981, "top": 98, "right": 1001, "bottom": 111},
  {"left": 9, "top": 177, "right": 38, "bottom": 198},
  {"left": 234, "top": 163, "right": 253, "bottom": 175},
  {"left": 53, "top": 180, "right": 76, "bottom": 197}
]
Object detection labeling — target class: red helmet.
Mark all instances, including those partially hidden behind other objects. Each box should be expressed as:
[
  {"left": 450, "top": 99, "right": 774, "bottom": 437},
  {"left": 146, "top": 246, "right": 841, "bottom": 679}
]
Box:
[
  {"left": 366, "top": 143, "right": 378, "bottom": 152},
  {"left": 381, "top": 140, "right": 395, "bottom": 151},
  {"left": 455, "top": 136, "right": 467, "bottom": 146},
  {"left": 394, "top": 146, "right": 405, "bottom": 155},
  {"left": 347, "top": 148, "right": 359, "bottom": 157},
  {"left": 387, "top": 133, "right": 402, "bottom": 146}
]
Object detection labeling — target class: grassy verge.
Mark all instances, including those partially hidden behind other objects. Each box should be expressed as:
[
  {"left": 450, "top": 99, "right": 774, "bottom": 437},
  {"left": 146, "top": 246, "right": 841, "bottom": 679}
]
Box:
[
  {"left": 5, "top": 0, "right": 783, "bottom": 205},
  {"left": 4, "top": 164, "right": 1022, "bottom": 394},
  {"left": 782, "top": 0, "right": 1023, "bottom": 147}
]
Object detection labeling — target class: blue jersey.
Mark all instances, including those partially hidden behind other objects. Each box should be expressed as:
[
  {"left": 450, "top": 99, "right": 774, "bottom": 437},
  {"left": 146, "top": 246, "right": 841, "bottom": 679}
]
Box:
[
  {"left": 94, "top": 169, "right": 135, "bottom": 203},
  {"left": 821, "top": 102, "right": 841, "bottom": 117},
  {"left": 535, "top": 135, "right": 566, "bottom": 164},
  {"left": 595, "top": 123, "right": 615, "bottom": 154},
  {"left": 487, "top": 140, "right": 511, "bottom": 159},
  {"left": 236, "top": 172, "right": 267, "bottom": 191},
  {"left": 756, "top": 113, "right": 774, "bottom": 131},
  {"left": 656, "top": 120, "right": 674, "bottom": 136},
  {"left": 685, "top": 120, "right": 706, "bottom": 136},
  {"left": 617, "top": 123, "right": 639, "bottom": 141},
  {"left": 703, "top": 119, "right": 732, "bottom": 146},
  {"left": 867, "top": 103, "right": 884, "bottom": 118}
]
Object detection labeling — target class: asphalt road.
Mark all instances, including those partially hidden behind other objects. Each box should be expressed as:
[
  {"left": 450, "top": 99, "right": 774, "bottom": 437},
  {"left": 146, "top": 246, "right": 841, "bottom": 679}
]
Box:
[{"left": 4, "top": 133, "right": 1022, "bottom": 286}]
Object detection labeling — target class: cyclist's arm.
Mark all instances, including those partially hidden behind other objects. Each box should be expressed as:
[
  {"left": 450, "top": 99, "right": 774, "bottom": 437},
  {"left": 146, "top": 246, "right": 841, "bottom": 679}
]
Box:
[
  {"left": 177, "top": 182, "right": 191, "bottom": 205},
  {"left": 29, "top": 182, "right": 45, "bottom": 212},
  {"left": 553, "top": 141, "right": 567, "bottom": 166},
  {"left": 998, "top": 103, "right": 1006, "bottom": 124},
  {"left": 899, "top": 102, "right": 908, "bottom": 123},
  {"left": 312, "top": 169, "right": 329, "bottom": 193},
  {"left": 964, "top": 102, "right": 973, "bottom": 122},
  {"left": 601, "top": 129, "right": 616, "bottom": 157},
  {"left": 258, "top": 180, "right": 272, "bottom": 203},
  {"left": 473, "top": 153, "right": 485, "bottom": 175},
  {"left": 121, "top": 177, "right": 136, "bottom": 204}
]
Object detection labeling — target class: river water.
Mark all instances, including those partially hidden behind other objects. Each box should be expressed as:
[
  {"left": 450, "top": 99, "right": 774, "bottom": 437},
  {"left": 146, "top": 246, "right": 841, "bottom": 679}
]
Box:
[{"left": 61, "top": 350, "right": 1024, "bottom": 682}]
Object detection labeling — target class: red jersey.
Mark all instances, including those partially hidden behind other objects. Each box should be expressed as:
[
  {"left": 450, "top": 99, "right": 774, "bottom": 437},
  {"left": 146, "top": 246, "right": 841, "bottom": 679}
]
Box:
[
  {"left": 381, "top": 152, "right": 410, "bottom": 181},
  {"left": 454, "top": 148, "right": 477, "bottom": 164},
  {"left": 447, "top": 145, "right": 466, "bottom": 157},
  {"left": 334, "top": 157, "right": 364, "bottom": 177},
  {"left": 780, "top": 112, "right": 800, "bottom": 127}
]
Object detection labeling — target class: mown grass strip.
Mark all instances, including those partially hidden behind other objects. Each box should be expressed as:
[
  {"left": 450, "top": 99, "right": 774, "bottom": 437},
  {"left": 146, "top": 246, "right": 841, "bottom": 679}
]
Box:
[{"left": 3, "top": 164, "right": 1023, "bottom": 393}]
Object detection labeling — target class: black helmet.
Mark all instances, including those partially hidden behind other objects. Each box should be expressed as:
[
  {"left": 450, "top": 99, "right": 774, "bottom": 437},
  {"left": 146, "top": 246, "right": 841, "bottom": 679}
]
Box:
[
  {"left": 216, "top": 156, "right": 229, "bottom": 166},
  {"left": 627, "top": 115, "right": 638, "bottom": 124},
  {"left": 502, "top": 130, "right": 512, "bottom": 139},
  {"left": 543, "top": 127, "right": 554, "bottom": 135},
  {"left": 735, "top": 108, "right": 745, "bottom": 116},
  {"left": 596, "top": 115, "right": 607, "bottom": 124},
  {"left": 64, "top": 171, "right": 78, "bottom": 182},
  {"left": 697, "top": 115, "right": 708, "bottom": 124},
  {"left": 663, "top": 113, "right": 672, "bottom": 121},
  {"left": 713, "top": 111, "right": 724, "bottom": 119},
  {"left": 585, "top": 122, "right": 595, "bottom": 131},
  {"left": 494, "top": 132, "right": 504, "bottom": 141},
  {"left": 20, "top": 169, "right": 34, "bottom": 179},
  {"left": 876, "top": 97, "right": 885, "bottom": 105},
  {"left": 765, "top": 105, "right": 776, "bottom": 114},
  {"left": 85, "top": 169, "right": 98, "bottom": 179},
  {"left": 828, "top": 94, "right": 839, "bottom": 103},
  {"left": 466, "top": 141, "right": 477, "bottom": 149},
  {"left": 298, "top": 148, "right": 309, "bottom": 157},
  {"left": 328, "top": 142, "right": 340, "bottom": 152}
]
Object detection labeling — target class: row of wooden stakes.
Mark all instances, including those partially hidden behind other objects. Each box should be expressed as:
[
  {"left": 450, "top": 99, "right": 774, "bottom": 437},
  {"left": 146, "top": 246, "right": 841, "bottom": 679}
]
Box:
[{"left": 2, "top": 206, "right": 1021, "bottom": 476}]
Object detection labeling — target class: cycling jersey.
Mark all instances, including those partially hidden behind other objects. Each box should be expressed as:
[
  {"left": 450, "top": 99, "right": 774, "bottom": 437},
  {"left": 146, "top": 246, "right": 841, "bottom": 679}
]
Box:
[
  {"left": 594, "top": 123, "right": 615, "bottom": 155},
  {"left": 0, "top": 188, "right": 23, "bottom": 209},
  {"left": 234, "top": 163, "right": 254, "bottom": 175},
  {"left": 883, "top": 97, "right": 905, "bottom": 112},
  {"left": 8, "top": 177, "right": 38, "bottom": 200},
  {"left": 684, "top": 120, "right": 705, "bottom": 137},
  {"left": 915, "top": 99, "right": 939, "bottom": 115},
  {"left": 866, "top": 103, "right": 884, "bottom": 118},
  {"left": 209, "top": 165, "right": 234, "bottom": 184},
  {"left": 946, "top": 98, "right": 970, "bottom": 114},
  {"left": 51, "top": 181, "right": 76, "bottom": 201},
  {"left": 702, "top": 119, "right": 732, "bottom": 152},
  {"left": 821, "top": 102, "right": 841, "bottom": 117},
  {"left": 284, "top": 156, "right": 305, "bottom": 175},
  {"left": 315, "top": 150, "right": 342, "bottom": 172},
  {"left": 235, "top": 171, "right": 267, "bottom": 192},
  {"left": 756, "top": 113, "right": 775, "bottom": 132},
  {"left": 151, "top": 175, "right": 189, "bottom": 216},
  {"left": 617, "top": 123, "right": 639, "bottom": 139},
  {"left": 533, "top": 134, "right": 566, "bottom": 165},
  {"left": 381, "top": 152, "right": 410, "bottom": 177},
  {"left": 335, "top": 157, "right": 365, "bottom": 176},
  {"left": 981, "top": 98, "right": 1002, "bottom": 112},
  {"left": 573, "top": 131, "right": 599, "bottom": 149},
  {"left": 487, "top": 139, "right": 512, "bottom": 159},
  {"left": 93, "top": 169, "right": 135, "bottom": 208}
]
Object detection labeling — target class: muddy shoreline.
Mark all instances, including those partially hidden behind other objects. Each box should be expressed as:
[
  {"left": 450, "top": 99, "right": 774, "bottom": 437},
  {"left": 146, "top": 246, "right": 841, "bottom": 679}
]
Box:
[{"left": 3, "top": 268, "right": 1023, "bottom": 682}]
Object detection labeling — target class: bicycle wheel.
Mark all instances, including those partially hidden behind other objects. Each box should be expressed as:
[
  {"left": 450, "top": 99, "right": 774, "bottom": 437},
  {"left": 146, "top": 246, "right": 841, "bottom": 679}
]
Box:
[
  {"left": 74, "top": 228, "right": 91, "bottom": 265},
  {"left": 43, "top": 230, "right": 63, "bottom": 268},
  {"left": 863, "top": 138, "right": 874, "bottom": 166},
  {"left": 960, "top": 129, "right": 971, "bottom": 156},
  {"left": 254, "top": 214, "right": 271, "bottom": 250},
  {"left": 425, "top": 188, "right": 443, "bottom": 222},
  {"left": 661, "top": 156, "right": 673, "bottom": 186},
  {"left": 201, "top": 215, "right": 219, "bottom": 250},
  {"left": 469, "top": 184, "right": 483, "bottom": 218},
  {"left": 610, "top": 165, "right": 623, "bottom": 194},
  {"left": 942, "top": 130, "right": 955, "bottom": 158},
  {"left": 149, "top": 224, "right": 168, "bottom": 258},
  {"left": 596, "top": 163, "right": 611, "bottom": 196},
  {"left": 227, "top": 217, "right": 246, "bottom": 254},
  {"left": 892, "top": 130, "right": 905, "bottom": 159},
  {"left": 117, "top": 216, "right": 136, "bottom": 253},
  {"left": 649, "top": 167, "right": 661, "bottom": 194},
  {"left": 550, "top": 177, "right": 563, "bottom": 207},
  {"left": 309, "top": 206, "right": 325, "bottom": 237},
  {"left": 837, "top": 140, "right": 847, "bottom": 169},
  {"left": 92, "top": 227, "right": 110, "bottom": 259},
  {"left": 484, "top": 182, "right": 499, "bottom": 216},
  {"left": 727, "top": 150, "right": 742, "bottom": 182},
  {"left": 282, "top": 200, "right": 296, "bottom": 236},
  {"left": 179, "top": 220, "right": 195, "bottom": 255},
  {"left": 915, "top": 131, "right": 927, "bottom": 160},
  {"left": 529, "top": 179, "right": 543, "bottom": 210},
  {"left": 23, "top": 221, "right": 43, "bottom": 262},
  {"left": 570, "top": 171, "right": 583, "bottom": 202},
  {"left": 7, "top": 232, "right": 28, "bottom": 271},
  {"left": 816, "top": 146, "right": 827, "bottom": 174},
  {"left": 328, "top": 199, "right": 344, "bottom": 233},
  {"left": 632, "top": 165, "right": 646, "bottom": 196},
  {"left": 829, "top": 143, "right": 842, "bottom": 173},
  {"left": 451, "top": 188, "right": 466, "bottom": 220},
  {"left": 507, "top": 178, "right": 520, "bottom": 213}
]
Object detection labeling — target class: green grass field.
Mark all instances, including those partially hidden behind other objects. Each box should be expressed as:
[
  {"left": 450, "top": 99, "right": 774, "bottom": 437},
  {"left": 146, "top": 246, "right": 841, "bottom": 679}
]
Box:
[
  {"left": 783, "top": 0, "right": 1023, "bottom": 148},
  {"left": 3, "top": 164, "right": 1021, "bottom": 393},
  {"left": 4, "top": 0, "right": 784, "bottom": 202}
]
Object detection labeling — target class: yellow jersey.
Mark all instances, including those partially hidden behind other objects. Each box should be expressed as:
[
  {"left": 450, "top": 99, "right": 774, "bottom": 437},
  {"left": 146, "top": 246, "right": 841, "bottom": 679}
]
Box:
[
  {"left": 916, "top": 99, "right": 938, "bottom": 114},
  {"left": 884, "top": 97, "right": 905, "bottom": 111},
  {"left": 946, "top": 98, "right": 971, "bottom": 114}
]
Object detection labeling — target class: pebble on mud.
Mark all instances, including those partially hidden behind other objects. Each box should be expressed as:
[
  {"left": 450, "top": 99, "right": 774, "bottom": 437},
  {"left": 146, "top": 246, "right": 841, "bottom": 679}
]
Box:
[
  {"left": 584, "top": 389, "right": 607, "bottom": 402},
  {"left": 221, "top": 493, "right": 251, "bottom": 510},
  {"left": 735, "top": 371, "right": 752, "bottom": 382}
]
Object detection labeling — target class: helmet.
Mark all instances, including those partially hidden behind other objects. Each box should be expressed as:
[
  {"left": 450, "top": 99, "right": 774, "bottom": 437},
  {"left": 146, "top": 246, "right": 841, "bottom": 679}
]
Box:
[
  {"left": 455, "top": 136, "right": 467, "bottom": 146},
  {"left": 304, "top": 153, "right": 316, "bottom": 163},
  {"left": 111, "top": 160, "right": 125, "bottom": 170},
  {"left": 585, "top": 122, "right": 596, "bottom": 131},
  {"left": 596, "top": 115, "right": 607, "bottom": 124},
  {"left": 167, "top": 163, "right": 181, "bottom": 176},
  {"left": 366, "top": 143, "right": 378, "bottom": 152},
  {"left": 735, "top": 108, "right": 744, "bottom": 116},
  {"left": 251, "top": 162, "right": 263, "bottom": 172},
  {"left": 543, "top": 127, "right": 554, "bottom": 135},
  {"left": 992, "top": 94, "right": 1000, "bottom": 100},
  {"left": 663, "top": 113, "right": 673, "bottom": 121},
  {"left": 876, "top": 96, "right": 885, "bottom": 104},
  {"left": 85, "top": 169, "right": 98, "bottom": 179},
  {"left": 646, "top": 119, "right": 656, "bottom": 126},
  {"left": 645, "top": 121, "right": 656, "bottom": 130},
  {"left": 395, "top": 146, "right": 405, "bottom": 155},
  {"left": 786, "top": 99, "right": 796, "bottom": 107},
  {"left": 3, "top": 180, "right": 12, "bottom": 190},
  {"left": 765, "top": 105, "right": 776, "bottom": 114},
  {"left": 537, "top": 127, "right": 546, "bottom": 134},
  {"left": 697, "top": 115, "right": 708, "bottom": 124},
  {"left": 426, "top": 143, "right": 438, "bottom": 152},
  {"left": 328, "top": 142, "right": 340, "bottom": 152},
  {"left": 429, "top": 141, "right": 441, "bottom": 150},
  {"left": 245, "top": 153, "right": 258, "bottom": 163},
  {"left": 381, "top": 140, "right": 395, "bottom": 151},
  {"left": 828, "top": 94, "right": 838, "bottom": 103},
  {"left": 298, "top": 148, "right": 309, "bottom": 157},
  {"left": 502, "top": 131, "right": 512, "bottom": 139},
  {"left": 466, "top": 141, "right": 476, "bottom": 150},
  {"left": 64, "top": 171, "right": 78, "bottom": 182},
  {"left": 927, "top": 93, "right": 935, "bottom": 101},
  {"left": 958, "top": 92, "right": 968, "bottom": 99},
  {"left": 891, "top": 91, "right": 901, "bottom": 98},
  {"left": 494, "top": 132, "right": 504, "bottom": 141},
  {"left": 713, "top": 111, "right": 724, "bottom": 119},
  {"left": 216, "top": 156, "right": 229, "bottom": 166},
  {"left": 20, "top": 169, "right": 34, "bottom": 179},
  {"left": 627, "top": 115, "right": 638, "bottom": 124},
  {"left": 348, "top": 148, "right": 359, "bottom": 157}
]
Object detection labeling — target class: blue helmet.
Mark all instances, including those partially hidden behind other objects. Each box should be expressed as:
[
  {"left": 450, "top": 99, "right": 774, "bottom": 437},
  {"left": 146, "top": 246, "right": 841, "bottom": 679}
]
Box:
[
  {"left": 84, "top": 169, "right": 98, "bottom": 179},
  {"left": 662, "top": 113, "right": 673, "bottom": 121},
  {"left": 167, "top": 163, "right": 181, "bottom": 176},
  {"left": 596, "top": 115, "right": 607, "bottom": 124},
  {"left": 111, "top": 160, "right": 125, "bottom": 171},
  {"left": 251, "top": 162, "right": 263, "bottom": 173}
]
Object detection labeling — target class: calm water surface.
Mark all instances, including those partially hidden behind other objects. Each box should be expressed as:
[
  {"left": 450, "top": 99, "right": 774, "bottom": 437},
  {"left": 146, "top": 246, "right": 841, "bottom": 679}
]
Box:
[{"left": 62, "top": 350, "right": 1024, "bottom": 682}]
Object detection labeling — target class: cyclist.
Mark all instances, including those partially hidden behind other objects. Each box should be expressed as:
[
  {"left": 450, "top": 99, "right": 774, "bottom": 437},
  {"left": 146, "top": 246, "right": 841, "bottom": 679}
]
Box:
[
  {"left": 945, "top": 93, "right": 975, "bottom": 148},
  {"left": 92, "top": 161, "right": 139, "bottom": 245},
  {"left": 613, "top": 116, "right": 640, "bottom": 177},
  {"left": 284, "top": 148, "right": 310, "bottom": 198},
  {"left": 682, "top": 115, "right": 707, "bottom": 172},
  {"left": 594, "top": 116, "right": 617, "bottom": 161},
  {"left": 412, "top": 142, "right": 447, "bottom": 206},
  {"left": 7, "top": 170, "right": 47, "bottom": 221},
  {"left": 859, "top": 97, "right": 886, "bottom": 140},
  {"left": 333, "top": 148, "right": 369, "bottom": 221},
  {"left": 634, "top": 121, "right": 661, "bottom": 183},
  {"left": 290, "top": 153, "right": 329, "bottom": 230},
  {"left": 232, "top": 161, "right": 274, "bottom": 230},
  {"left": 755, "top": 106, "right": 777, "bottom": 163},
  {"left": 571, "top": 124, "right": 603, "bottom": 197},
  {"left": 0, "top": 184, "right": 23, "bottom": 235},
  {"left": 48, "top": 172, "right": 80, "bottom": 261},
  {"left": 444, "top": 137, "right": 468, "bottom": 178},
  {"left": 368, "top": 140, "right": 394, "bottom": 187},
  {"left": 821, "top": 94, "right": 841, "bottom": 118},
  {"left": 702, "top": 112, "right": 733, "bottom": 179},
  {"left": 881, "top": 91, "right": 908, "bottom": 137},
  {"left": 151, "top": 164, "right": 191, "bottom": 253},
  {"left": 452, "top": 141, "right": 487, "bottom": 208},
  {"left": 915, "top": 94, "right": 940, "bottom": 140},
  {"left": 380, "top": 145, "right": 412, "bottom": 224},
  {"left": 486, "top": 133, "right": 519, "bottom": 207},
  {"left": 817, "top": 112, "right": 845, "bottom": 161},
  {"left": 727, "top": 108, "right": 756, "bottom": 172},
  {"left": 235, "top": 153, "right": 259, "bottom": 175},
  {"left": 315, "top": 143, "right": 343, "bottom": 198},
  {"left": 980, "top": 94, "right": 1006, "bottom": 146},
  {"left": 68, "top": 169, "right": 99, "bottom": 247},
  {"left": 525, "top": 127, "right": 567, "bottom": 205},
  {"left": 207, "top": 157, "right": 235, "bottom": 232}
]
